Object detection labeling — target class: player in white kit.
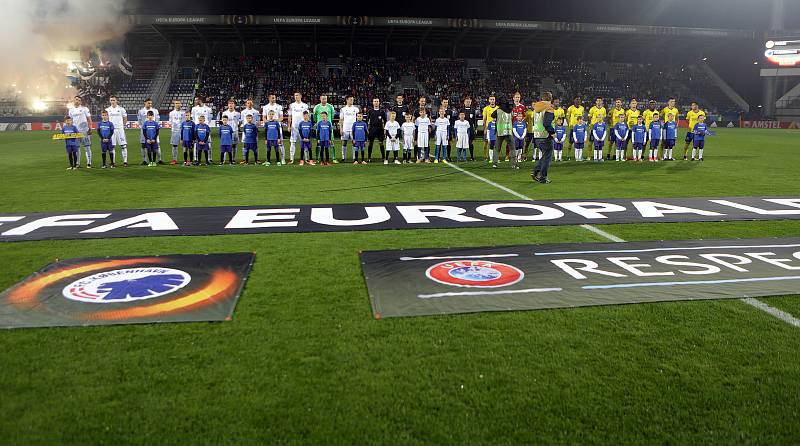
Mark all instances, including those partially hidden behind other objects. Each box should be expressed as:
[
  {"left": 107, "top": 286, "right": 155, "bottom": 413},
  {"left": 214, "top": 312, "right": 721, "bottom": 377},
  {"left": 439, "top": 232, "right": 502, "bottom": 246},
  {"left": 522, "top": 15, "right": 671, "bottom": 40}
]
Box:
[
  {"left": 221, "top": 99, "right": 241, "bottom": 163},
  {"left": 339, "top": 95, "right": 359, "bottom": 162},
  {"left": 453, "top": 112, "right": 471, "bottom": 162},
  {"left": 384, "top": 111, "right": 401, "bottom": 164},
  {"left": 138, "top": 98, "right": 161, "bottom": 164},
  {"left": 105, "top": 95, "right": 128, "bottom": 166},
  {"left": 68, "top": 96, "right": 93, "bottom": 168},
  {"left": 191, "top": 96, "right": 213, "bottom": 162},
  {"left": 168, "top": 100, "right": 184, "bottom": 165},
  {"left": 287, "top": 92, "right": 309, "bottom": 164},
  {"left": 401, "top": 113, "right": 416, "bottom": 164}
]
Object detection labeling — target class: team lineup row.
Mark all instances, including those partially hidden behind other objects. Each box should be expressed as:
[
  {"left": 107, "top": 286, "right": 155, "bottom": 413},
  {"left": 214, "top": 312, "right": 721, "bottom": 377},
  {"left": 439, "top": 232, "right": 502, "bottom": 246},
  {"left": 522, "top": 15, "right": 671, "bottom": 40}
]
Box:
[{"left": 60, "top": 93, "right": 711, "bottom": 169}]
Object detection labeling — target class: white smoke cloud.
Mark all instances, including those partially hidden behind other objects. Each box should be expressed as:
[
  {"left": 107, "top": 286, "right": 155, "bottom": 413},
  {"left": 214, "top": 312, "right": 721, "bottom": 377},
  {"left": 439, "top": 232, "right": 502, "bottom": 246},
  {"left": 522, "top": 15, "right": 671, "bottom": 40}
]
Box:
[{"left": 0, "top": 0, "right": 133, "bottom": 107}]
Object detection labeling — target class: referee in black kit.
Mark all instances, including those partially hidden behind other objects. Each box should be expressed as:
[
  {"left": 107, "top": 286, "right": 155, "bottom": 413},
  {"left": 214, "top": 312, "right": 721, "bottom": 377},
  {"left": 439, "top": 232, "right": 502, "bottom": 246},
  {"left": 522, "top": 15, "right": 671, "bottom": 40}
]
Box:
[{"left": 460, "top": 96, "right": 479, "bottom": 161}]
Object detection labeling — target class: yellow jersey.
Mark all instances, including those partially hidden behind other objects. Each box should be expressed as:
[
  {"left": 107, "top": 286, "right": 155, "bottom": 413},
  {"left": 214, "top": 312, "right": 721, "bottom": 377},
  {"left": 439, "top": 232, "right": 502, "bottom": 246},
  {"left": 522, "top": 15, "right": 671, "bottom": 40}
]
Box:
[
  {"left": 482, "top": 105, "right": 499, "bottom": 126},
  {"left": 625, "top": 108, "right": 640, "bottom": 127},
  {"left": 642, "top": 109, "right": 657, "bottom": 127},
  {"left": 686, "top": 109, "right": 706, "bottom": 132},
  {"left": 661, "top": 106, "right": 679, "bottom": 123},
  {"left": 524, "top": 109, "right": 535, "bottom": 131},
  {"left": 553, "top": 107, "right": 565, "bottom": 125},
  {"left": 566, "top": 105, "right": 585, "bottom": 126},
  {"left": 588, "top": 106, "right": 606, "bottom": 125},
  {"left": 610, "top": 107, "right": 626, "bottom": 126}
]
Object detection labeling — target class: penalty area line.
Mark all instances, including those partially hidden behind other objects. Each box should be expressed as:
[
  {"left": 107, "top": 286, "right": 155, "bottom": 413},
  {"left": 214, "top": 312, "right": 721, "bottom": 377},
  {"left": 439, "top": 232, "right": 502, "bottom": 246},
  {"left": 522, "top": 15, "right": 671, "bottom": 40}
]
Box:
[{"left": 446, "top": 162, "right": 799, "bottom": 328}]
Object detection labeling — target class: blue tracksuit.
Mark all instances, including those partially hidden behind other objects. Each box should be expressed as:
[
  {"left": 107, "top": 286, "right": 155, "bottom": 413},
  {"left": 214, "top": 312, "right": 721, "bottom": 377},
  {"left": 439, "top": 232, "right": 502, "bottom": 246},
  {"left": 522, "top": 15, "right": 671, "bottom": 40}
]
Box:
[
  {"left": 649, "top": 121, "right": 662, "bottom": 148},
  {"left": 181, "top": 120, "right": 195, "bottom": 148},
  {"left": 195, "top": 123, "right": 211, "bottom": 151},
  {"left": 316, "top": 120, "right": 333, "bottom": 147},
  {"left": 613, "top": 123, "right": 629, "bottom": 149},
  {"left": 632, "top": 124, "right": 647, "bottom": 150},
  {"left": 553, "top": 125, "right": 567, "bottom": 150},
  {"left": 63, "top": 124, "right": 79, "bottom": 153},
  {"left": 487, "top": 121, "right": 496, "bottom": 146},
  {"left": 142, "top": 120, "right": 160, "bottom": 153},
  {"left": 97, "top": 120, "right": 115, "bottom": 152},
  {"left": 352, "top": 121, "right": 368, "bottom": 150},
  {"left": 693, "top": 123, "right": 707, "bottom": 148},
  {"left": 664, "top": 121, "right": 678, "bottom": 147},
  {"left": 219, "top": 124, "right": 234, "bottom": 153},
  {"left": 592, "top": 123, "right": 606, "bottom": 149},
  {"left": 572, "top": 123, "right": 586, "bottom": 148}
]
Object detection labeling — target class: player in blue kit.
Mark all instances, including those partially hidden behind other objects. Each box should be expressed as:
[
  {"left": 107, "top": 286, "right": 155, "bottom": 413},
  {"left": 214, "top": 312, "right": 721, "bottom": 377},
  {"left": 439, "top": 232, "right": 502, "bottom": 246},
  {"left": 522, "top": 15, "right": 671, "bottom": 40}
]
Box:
[
  {"left": 631, "top": 116, "right": 647, "bottom": 162},
  {"left": 263, "top": 110, "right": 283, "bottom": 166},
  {"left": 552, "top": 116, "right": 567, "bottom": 162},
  {"left": 663, "top": 113, "right": 678, "bottom": 161},
  {"left": 648, "top": 112, "right": 662, "bottom": 162},
  {"left": 298, "top": 111, "right": 315, "bottom": 166},
  {"left": 218, "top": 116, "right": 235, "bottom": 165},
  {"left": 352, "top": 112, "right": 368, "bottom": 164},
  {"left": 692, "top": 114, "right": 708, "bottom": 161},
  {"left": 592, "top": 119, "right": 606, "bottom": 162},
  {"left": 613, "top": 114, "right": 628, "bottom": 162},
  {"left": 194, "top": 115, "right": 211, "bottom": 166},
  {"left": 97, "top": 110, "right": 115, "bottom": 168},
  {"left": 241, "top": 114, "right": 259, "bottom": 164},
  {"left": 571, "top": 115, "right": 587, "bottom": 161},
  {"left": 142, "top": 111, "right": 161, "bottom": 167},
  {"left": 180, "top": 111, "right": 195, "bottom": 166},
  {"left": 61, "top": 116, "right": 80, "bottom": 170},
  {"left": 316, "top": 111, "right": 334, "bottom": 166}
]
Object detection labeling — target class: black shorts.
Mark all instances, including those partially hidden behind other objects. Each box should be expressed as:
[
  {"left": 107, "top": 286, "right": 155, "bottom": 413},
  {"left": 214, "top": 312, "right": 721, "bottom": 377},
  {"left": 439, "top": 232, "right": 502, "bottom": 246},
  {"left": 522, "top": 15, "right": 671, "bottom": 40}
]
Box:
[{"left": 684, "top": 132, "right": 694, "bottom": 143}]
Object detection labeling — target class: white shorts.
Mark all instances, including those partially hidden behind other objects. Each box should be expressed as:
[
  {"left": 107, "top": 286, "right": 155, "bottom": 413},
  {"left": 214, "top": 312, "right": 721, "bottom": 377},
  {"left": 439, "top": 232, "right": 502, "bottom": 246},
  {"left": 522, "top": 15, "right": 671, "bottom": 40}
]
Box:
[
  {"left": 170, "top": 131, "right": 181, "bottom": 146},
  {"left": 386, "top": 138, "right": 400, "bottom": 151},
  {"left": 111, "top": 128, "right": 127, "bottom": 146},
  {"left": 403, "top": 137, "right": 414, "bottom": 151},
  {"left": 290, "top": 125, "right": 301, "bottom": 143},
  {"left": 456, "top": 133, "right": 469, "bottom": 149},
  {"left": 417, "top": 134, "right": 429, "bottom": 148},
  {"left": 436, "top": 132, "right": 448, "bottom": 146},
  {"left": 341, "top": 130, "right": 353, "bottom": 141},
  {"left": 231, "top": 131, "right": 240, "bottom": 144}
]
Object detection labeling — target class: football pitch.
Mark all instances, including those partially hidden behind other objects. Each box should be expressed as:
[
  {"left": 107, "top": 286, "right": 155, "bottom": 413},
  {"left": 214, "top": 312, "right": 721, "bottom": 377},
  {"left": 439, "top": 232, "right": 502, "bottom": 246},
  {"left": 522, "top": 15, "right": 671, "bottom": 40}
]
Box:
[{"left": 1, "top": 128, "right": 800, "bottom": 444}]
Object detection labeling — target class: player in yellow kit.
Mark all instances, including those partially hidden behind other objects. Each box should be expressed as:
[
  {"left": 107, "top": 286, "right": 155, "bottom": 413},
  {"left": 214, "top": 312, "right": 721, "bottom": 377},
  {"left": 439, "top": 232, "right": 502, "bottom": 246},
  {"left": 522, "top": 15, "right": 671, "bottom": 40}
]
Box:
[
  {"left": 481, "top": 94, "right": 499, "bottom": 159},
  {"left": 661, "top": 97, "right": 679, "bottom": 152},
  {"left": 683, "top": 101, "right": 706, "bottom": 160},
  {"left": 608, "top": 98, "right": 625, "bottom": 159},
  {"left": 643, "top": 100, "right": 658, "bottom": 128},
  {"left": 566, "top": 97, "right": 585, "bottom": 153},
  {"left": 588, "top": 96, "right": 606, "bottom": 149},
  {"left": 625, "top": 99, "right": 640, "bottom": 160}
]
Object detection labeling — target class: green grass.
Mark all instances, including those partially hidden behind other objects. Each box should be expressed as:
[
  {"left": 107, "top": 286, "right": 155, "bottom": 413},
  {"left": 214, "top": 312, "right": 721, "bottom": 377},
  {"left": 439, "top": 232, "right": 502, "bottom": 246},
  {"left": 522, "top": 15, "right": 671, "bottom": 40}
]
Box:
[{"left": 1, "top": 128, "right": 799, "bottom": 445}]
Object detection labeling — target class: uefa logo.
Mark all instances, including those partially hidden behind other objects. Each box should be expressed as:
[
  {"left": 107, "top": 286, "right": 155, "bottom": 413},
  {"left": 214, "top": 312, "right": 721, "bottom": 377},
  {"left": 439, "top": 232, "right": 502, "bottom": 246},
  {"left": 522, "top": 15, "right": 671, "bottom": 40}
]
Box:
[
  {"left": 62, "top": 267, "right": 191, "bottom": 303},
  {"left": 425, "top": 260, "right": 524, "bottom": 288}
]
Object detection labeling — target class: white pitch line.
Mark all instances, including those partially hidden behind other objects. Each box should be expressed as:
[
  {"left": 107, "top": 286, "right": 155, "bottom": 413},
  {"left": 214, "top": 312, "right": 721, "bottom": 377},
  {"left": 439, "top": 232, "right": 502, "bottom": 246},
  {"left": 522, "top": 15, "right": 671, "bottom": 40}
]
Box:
[
  {"left": 446, "top": 162, "right": 800, "bottom": 328},
  {"left": 418, "top": 287, "right": 563, "bottom": 299},
  {"left": 741, "top": 298, "right": 800, "bottom": 327},
  {"left": 400, "top": 254, "right": 518, "bottom": 261}
]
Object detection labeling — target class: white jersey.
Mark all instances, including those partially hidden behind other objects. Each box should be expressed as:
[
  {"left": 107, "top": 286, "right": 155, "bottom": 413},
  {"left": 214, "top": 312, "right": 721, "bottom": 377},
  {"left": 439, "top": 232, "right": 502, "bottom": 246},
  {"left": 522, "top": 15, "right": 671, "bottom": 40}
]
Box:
[
  {"left": 68, "top": 105, "right": 91, "bottom": 131},
  {"left": 401, "top": 122, "right": 416, "bottom": 142},
  {"left": 222, "top": 109, "right": 241, "bottom": 130},
  {"left": 288, "top": 102, "right": 309, "bottom": 127},
  {"left": 384, "top": 120, "right": 400, "bottom": 139},
  {"left": 240, "top": 108, "right": 259, "bottom": 126},
  {"left": 434, "top": 117, "right": 450, "bottom": 135},
  {"left": 416, "top": 117, "right": 431, "bottom": 136},
  {"left": 168, "top": 110, "right": 184, "bottom": 132},
  {"left": 454, "top": 120, "right": 471, "bottom": 137},
  {"left": 105, "top": 105, "right": 126, "bottom": 129},
  {"left": 339, "top": 105, "right": 359, "bottom": 132},
  {"left": 191, "top": 105, "right": 212, "bottom": 125},
  {"left": 262, "top": 103, "right": 283, "bottom": 122}
]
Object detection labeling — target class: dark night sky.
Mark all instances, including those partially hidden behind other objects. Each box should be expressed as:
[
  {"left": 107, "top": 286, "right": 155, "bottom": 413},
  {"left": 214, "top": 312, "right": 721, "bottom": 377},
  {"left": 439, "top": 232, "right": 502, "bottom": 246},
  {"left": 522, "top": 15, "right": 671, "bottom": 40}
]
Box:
[{"left": 133, "top": 0, "right": 800, "bottom": 31}]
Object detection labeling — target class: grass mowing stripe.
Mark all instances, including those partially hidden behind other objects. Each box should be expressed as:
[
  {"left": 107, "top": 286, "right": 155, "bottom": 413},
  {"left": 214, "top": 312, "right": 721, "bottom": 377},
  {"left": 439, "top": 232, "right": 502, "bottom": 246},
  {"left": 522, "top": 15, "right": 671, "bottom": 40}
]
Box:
[{"left": 446, "top": 160, "right": 800, "bottom": 327}]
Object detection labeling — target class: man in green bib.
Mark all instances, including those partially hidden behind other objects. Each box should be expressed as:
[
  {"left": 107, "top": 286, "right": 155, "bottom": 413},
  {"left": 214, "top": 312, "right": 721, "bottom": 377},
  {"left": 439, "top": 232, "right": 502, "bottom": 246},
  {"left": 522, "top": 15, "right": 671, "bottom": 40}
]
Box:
[
  {"left": 313, "top": 95, "right": 337, "bottom": 163},
  {"left": 531, "top": 91, "right": 556, "bottom": 184},
  {"left": 490, "top": 98, "right": 517, "bottom": 169}
]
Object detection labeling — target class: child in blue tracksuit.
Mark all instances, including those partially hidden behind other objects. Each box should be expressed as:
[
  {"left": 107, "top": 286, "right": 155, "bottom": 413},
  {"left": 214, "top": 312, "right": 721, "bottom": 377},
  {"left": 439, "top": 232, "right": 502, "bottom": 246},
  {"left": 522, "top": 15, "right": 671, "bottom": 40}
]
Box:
[
  {"left": 663, "top": 113, "right": 678, "bottom": 161},
  {"left": 241, "top": 114, "right": 259, "bottom": 164},
  {"left": 512, "top": 114, "right": 527, "bottom": 164},
  {"left": 648, "top": 112, "right": 662, "bottom": 162},
  {"left": 218, "top": 117, "right": 235, "bottom": 165},
  {"left": 194, "top": 115, "right": 211, "bottom": 165},
  {"left": 298, "top": 111, "right": 315, "bottom": 165},
  {"left": 571, "top": 116, "right": 587, "bottom": 161},
  {"left": 264, "top": 111, "right": 283, "bottom": 165},
  {"left": 316, "top": 112, "right": 334, "bottom": 165},
  {"left": 97, "top": 110, "right": 115, "bottom": 168},
  {"left": 613, "top": 115, "right": 629, "bottom": 162},
  {"left": 486, "top": 120, "right": 496, "bottom": 163},
  {"left": 552, "top": 117, "right": 567, "bottom": 162},
  {"left": 180, "top": 112, "right": 195, "bottom": 166},
  {"left": 141, "top": 111, "right": 160, "bottom": 166},
  {"left": 352, "top": 113, "right": 368, "bottom": 164},
  {"left": 631, "top": 116, "right": 647, "bottom": 161},
  {"left": 692, "top": 114, "right": 708, "bottom": 161},
  {"left": 62, "top": 116, "right": 80, "bottom": 169},
  {"left": 592, "top": 120, "right": 606, "bottom": 162}
]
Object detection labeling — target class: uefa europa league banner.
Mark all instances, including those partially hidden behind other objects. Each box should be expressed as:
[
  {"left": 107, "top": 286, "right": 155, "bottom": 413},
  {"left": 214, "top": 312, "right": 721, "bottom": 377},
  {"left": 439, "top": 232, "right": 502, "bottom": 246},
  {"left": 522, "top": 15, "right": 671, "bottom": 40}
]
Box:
[
  {"left": 0, "top": 253, "right": 254, "bottom": 329},
  {"left": 361, "top": 238, "right": 800, "bottom": 318}
]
